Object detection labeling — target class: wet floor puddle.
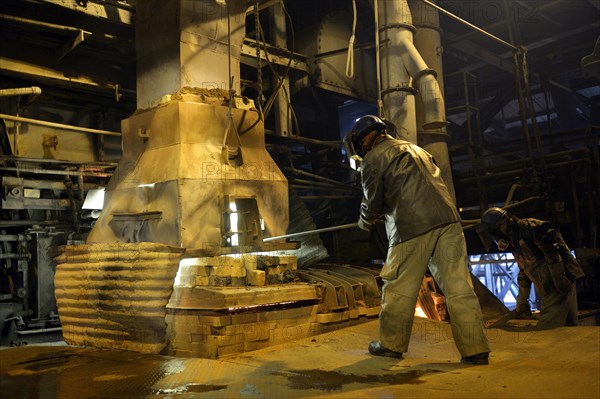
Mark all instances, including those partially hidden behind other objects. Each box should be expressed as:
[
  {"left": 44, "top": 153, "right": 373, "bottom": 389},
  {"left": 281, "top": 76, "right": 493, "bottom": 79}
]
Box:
[
  {"left": 273, "top": 368, "right": 443, "bottom": 391},
  {"left": 0, "top": 347, "right": 227, "bottom": 398}
]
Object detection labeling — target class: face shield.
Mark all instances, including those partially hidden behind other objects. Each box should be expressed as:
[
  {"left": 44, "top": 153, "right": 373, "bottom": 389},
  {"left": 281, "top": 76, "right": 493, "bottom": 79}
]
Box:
[
  {"left": 343, "top": 132, "right": 363, "bottom": 171},
  {"left": 477, "top": 223, "right": 510, "bottom": 252}
]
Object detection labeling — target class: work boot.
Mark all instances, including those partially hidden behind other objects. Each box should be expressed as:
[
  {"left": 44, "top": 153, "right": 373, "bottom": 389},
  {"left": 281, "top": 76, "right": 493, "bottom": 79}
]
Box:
[
  {"left": 368, "top": 341, "right": 403, "bottom": 358},
  {"left": 461, "top": 352, "right": 490, "bottom": 365}
]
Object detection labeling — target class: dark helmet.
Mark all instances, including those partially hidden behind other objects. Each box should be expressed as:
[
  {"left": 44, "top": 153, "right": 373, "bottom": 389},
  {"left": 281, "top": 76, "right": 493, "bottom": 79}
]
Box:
[
  {"left": 480, "top": 207, "right": 509, "bottom": 228},
  {"left": 478, "top": 207, "right": 511, "bottom": 251},
  {"left": 343, "top": 115, "right": 386, "bottom": 168}
]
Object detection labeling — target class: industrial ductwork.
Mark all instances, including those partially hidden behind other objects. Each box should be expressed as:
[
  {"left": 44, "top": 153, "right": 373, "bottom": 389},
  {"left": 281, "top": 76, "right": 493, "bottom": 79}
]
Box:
[{"left": 377, "top": 0, "right": 447, "bottom": 143}]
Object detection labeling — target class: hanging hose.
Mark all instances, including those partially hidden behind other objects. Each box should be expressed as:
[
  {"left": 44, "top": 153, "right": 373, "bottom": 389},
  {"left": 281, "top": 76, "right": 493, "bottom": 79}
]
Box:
[{"left": 345, "top": 0, "right": 357, "bottom": 78}]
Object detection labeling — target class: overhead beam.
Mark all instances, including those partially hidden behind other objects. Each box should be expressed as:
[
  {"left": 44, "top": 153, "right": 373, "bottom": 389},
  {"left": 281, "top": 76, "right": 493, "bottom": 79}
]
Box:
[
  {"left": 58, "top": 30, "right": 91, "bottom": 61},
  {"left": 446, "top": 37, "right": 587, "bottom": 97},
  {"left": 447, "top": 37, "right": 514, "bottom": 74},
  {"left": 241, "top": 38, "right": 309, "bottom": 73},
  {"left": 444, "top": 0, "right": 563, "bottom": 46},
  {"left": 0, "top": 56, "right": 134, "bottom": 100},
  {"left": 29, "top": 0, "right": 134, "bottom": 25}
]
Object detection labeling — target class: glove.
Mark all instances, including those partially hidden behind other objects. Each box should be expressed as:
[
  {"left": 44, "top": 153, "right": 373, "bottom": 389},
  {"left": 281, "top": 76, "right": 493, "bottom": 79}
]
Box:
[
  {"left": 357, "top": 217, "right": 373, "bottom": 232},
  {"left": 548, "top": 262, "right": 572, "bottom": 294},
  {"left": 357, "top": 215, "right": 384, "bottom": 232}
]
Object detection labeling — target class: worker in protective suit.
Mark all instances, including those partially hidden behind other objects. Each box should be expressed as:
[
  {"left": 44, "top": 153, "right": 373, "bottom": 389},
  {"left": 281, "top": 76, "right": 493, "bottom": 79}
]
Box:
[
  {"left": 479, "top": 208, "right": 585, "bottom": 329},
  {"left": 343, "top": 115, "right": 490, "bottom": 365}
]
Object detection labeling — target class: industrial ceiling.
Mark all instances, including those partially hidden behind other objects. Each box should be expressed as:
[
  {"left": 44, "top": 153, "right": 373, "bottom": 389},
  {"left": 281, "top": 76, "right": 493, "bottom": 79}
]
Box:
[{"left": 0, "top": 0, "right": 599, "bottom": 257}]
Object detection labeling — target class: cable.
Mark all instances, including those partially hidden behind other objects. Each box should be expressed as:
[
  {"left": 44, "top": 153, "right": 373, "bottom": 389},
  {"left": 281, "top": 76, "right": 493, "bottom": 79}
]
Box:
[{"left": 254, "top": 0, "right": 264, "bottom": 121}]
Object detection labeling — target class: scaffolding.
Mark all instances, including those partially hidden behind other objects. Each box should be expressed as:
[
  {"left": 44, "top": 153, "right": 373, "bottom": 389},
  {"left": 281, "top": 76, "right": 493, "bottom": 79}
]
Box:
[
  {"left": 446, "top": 70, "right": 488, "bottom": 211},
  {"left": 469, "top": 252, "right": 539, "bottom": 311}
]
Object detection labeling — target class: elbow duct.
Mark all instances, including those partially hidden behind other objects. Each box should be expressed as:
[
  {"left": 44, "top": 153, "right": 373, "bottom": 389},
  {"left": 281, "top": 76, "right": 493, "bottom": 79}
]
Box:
[
  {"left": 398, "top": 38, "right": 446, "bottom": 129},
  {"left": 416, "top": 73, "right": 446, "bottom": 129},
  {"left": 378, "top": 0, "right": 447, "bottom": 136}
]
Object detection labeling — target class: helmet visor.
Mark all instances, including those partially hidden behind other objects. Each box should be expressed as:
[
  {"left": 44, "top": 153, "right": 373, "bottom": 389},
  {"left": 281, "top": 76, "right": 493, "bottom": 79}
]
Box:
[{"left": 343, "top": 133, "right": 363, "bottom": 170}]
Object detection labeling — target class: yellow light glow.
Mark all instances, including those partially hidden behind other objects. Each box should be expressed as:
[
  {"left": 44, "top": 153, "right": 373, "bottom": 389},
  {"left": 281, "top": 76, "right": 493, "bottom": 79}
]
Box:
[{"left": 414, "top": 306, "right": 427, "bottom": 318}]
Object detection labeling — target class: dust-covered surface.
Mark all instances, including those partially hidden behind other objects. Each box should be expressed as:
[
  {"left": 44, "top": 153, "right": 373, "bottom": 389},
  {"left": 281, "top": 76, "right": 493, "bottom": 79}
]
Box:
[
  {"left": 137, "top": 86, "right": 257, "bottom": 111},
  {"left": 1, "top": 318, "right": 599, "bottom": 399}
]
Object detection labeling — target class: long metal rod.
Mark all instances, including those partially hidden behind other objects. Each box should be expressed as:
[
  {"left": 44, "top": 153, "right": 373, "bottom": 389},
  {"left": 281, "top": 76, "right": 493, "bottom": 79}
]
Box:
[
  {"left": 0, "top": 167, "right": 112, "bottom": 178},
  {"left": 0, "top": 114, "right": 121, "bottom": 136},
  {"left": 417, "top": 0, "right": 517, "bottom": 51},
  {"left": 282, "top": 166, "right": 357, "bottom": 188},
  {"left": 0, "top": 154, "right": 117, "bottom": 166},
  {"left": 300, "top": 196, "right": 360, "bottom": 200},
  {"left": 445, "top": 0, "right": 561, "bottom": 46},
  {"left": 263, "top": 223, "right": 359, "bottom": 242},
  {"left": 266, "top": 130, "right": 340, "bottom": 147},
  {"left": 0, "top": 14, "right": 89, "bottom": 34}
]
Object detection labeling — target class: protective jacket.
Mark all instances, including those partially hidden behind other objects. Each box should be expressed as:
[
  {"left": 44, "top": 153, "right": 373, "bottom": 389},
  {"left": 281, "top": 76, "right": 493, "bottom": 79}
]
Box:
[
  {"left": 359, "top": 135, "right": 460, "bottom": 245},
  {"left": 508, "top": 218, "right": 585, "bottom": 302}
]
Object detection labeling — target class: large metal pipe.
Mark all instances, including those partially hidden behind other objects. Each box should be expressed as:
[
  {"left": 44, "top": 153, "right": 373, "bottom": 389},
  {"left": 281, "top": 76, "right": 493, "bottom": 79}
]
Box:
[
  {"left": 0, "top": 87, "right": 42, "bottom": 98},
  {"left": 377, "top": 0, "right": 417, "bottom": 142},
  {"left": 409, "top": 0, "right": 456, "bottom": 202},
  {"left": 377, "top": 0, "right": 446, "bottom": 143},
  {"left": 0, "top": 113, "right": 121, "bottom": 136}
]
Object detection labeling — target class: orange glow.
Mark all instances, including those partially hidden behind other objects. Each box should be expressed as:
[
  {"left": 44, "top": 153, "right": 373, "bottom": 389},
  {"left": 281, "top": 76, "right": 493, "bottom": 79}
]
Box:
[{"left": 414, "top": 306, "right": 427, "bottom": 318}]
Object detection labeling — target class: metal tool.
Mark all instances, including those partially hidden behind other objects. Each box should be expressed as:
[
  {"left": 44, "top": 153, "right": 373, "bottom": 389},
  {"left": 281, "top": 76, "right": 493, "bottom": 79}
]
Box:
[
  {"left": 263, "top": 223, "right": 359, "bottom": 243},
  {"left": 484, "top": 310, "right": 517, "bottom": 328}
]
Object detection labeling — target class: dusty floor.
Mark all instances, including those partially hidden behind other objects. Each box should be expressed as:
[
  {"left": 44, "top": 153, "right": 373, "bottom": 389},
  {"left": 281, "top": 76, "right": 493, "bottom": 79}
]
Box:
[{"left": 0, "top": 317, "right": 598, "bottom": 399}]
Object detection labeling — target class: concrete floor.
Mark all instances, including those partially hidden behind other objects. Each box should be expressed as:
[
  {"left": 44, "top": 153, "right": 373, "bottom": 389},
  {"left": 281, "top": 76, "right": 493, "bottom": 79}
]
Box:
[{"left": 1, "top": 317, "right": 598, "bottom": 399}]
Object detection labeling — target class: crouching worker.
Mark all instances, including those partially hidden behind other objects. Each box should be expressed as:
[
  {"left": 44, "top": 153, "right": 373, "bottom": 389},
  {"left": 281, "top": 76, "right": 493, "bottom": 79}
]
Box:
[
  {"left": 479, "top": 208, "right": 585, "bottom": 329},
  {"left": 344, "top": 115, "right": 490, "bottom": 365}
]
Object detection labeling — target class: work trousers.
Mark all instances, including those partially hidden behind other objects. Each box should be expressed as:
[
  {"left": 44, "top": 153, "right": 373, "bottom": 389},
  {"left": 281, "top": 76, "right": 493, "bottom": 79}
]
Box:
[
  {"left": 378, "top": 222, "right": 490, "bottom": 357},
  {"left": 536, "top": 283, "right": 579, "bottom": 329}
]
